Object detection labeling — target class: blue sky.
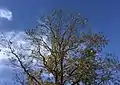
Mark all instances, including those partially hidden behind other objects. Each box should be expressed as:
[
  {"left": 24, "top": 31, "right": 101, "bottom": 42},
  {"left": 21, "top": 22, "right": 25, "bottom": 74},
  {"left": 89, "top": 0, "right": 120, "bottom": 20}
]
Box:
[
  {"left": 0, "top": 0, "right": 120, "bottom": 84},
  {"left": 0, "top": 0, "right": 119, "bottom": 55}
]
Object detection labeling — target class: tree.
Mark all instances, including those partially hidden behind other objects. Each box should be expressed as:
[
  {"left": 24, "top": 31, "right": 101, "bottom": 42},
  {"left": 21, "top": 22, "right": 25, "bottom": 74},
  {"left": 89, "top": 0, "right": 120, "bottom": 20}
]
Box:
[{"left": 0, "top": 10, "right": 120, "bottom": 85}]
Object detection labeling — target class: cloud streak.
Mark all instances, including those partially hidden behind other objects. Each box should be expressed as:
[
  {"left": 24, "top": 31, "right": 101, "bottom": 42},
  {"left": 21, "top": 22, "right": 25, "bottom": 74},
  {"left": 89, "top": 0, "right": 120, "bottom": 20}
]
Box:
[{"left": 0, "top": 8, "right": 12, "bottom": 21}]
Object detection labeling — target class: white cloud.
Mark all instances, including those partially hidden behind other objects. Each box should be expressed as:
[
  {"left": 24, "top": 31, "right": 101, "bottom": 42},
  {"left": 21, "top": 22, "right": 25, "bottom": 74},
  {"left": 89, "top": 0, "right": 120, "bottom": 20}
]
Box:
[
  {"left": 0, "top": 8, "right": 12, "bottom": 21},
  {"left": 0, "top": 31, "right": 50, "bottom": 60},
  {"left": 0, "top": 31, "right": 26, "bottom": 60}
]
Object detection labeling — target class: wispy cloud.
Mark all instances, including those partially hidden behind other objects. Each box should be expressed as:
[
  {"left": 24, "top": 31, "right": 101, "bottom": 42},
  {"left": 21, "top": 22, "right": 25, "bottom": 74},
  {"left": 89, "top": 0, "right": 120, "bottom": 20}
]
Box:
[
  {"left": 0, "top": 31, "right": 26, "bottom": 60},
  {"left": 0, "top": 8, "right": 12, "bottom": 21},
  {"left": 0, "top": 31, "right": 51, "bottom": 60}
]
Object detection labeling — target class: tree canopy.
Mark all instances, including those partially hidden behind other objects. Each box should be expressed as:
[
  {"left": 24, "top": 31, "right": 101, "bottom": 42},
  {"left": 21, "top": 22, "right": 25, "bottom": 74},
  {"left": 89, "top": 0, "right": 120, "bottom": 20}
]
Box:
[{"left": 0, "top": 10, "right": 120, "bottom": 85}]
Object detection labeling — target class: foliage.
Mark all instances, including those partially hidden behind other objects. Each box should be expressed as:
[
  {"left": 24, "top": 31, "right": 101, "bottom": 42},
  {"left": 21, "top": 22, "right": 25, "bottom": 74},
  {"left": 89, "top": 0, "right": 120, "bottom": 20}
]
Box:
[{"left": 0, "top": 10, "right": 120, "bottom": 85}]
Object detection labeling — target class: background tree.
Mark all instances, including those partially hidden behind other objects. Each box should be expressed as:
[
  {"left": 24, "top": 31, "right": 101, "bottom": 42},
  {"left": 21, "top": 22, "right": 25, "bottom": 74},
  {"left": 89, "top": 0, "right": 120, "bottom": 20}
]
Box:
[{"left": 0, "top": 10, "right": 120, "bottom": 85}]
